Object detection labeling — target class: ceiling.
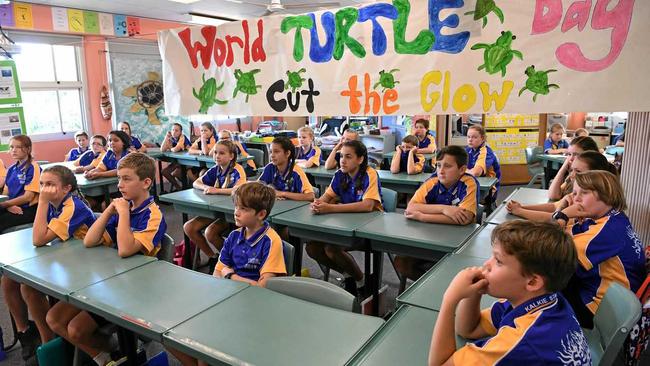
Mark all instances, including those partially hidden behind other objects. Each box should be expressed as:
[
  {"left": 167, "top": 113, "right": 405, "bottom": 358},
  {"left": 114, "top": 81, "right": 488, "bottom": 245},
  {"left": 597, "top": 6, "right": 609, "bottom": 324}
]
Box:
[{"left": 23, "top": 0, "right": 370, "bottom": 23}]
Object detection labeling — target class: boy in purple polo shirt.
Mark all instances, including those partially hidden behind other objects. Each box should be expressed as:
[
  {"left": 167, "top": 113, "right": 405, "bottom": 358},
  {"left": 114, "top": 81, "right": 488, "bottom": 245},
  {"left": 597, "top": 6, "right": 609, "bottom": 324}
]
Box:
[{"left": 429, "top": 221, "right": 590, "bottom": 366}]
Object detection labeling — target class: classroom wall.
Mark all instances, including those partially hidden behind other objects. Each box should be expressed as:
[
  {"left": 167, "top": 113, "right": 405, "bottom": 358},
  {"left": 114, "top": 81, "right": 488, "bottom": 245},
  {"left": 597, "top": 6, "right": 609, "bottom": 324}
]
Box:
[
  {"left": 0, "top": 4, "right": 184, "bottom": 166},
  {"left": 620, "top": 113, "right": 650, "bottom": 245}
]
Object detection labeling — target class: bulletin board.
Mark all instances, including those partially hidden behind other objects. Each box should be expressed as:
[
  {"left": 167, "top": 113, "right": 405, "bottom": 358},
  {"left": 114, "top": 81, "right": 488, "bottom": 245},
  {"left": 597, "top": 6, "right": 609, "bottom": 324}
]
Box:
[
  {"left": 0, "top": 106, "right": 26, "bottom": 149},
  {"left": 485, "top": 113, "right": 540, "bottom": 165},
  {"left": 0, "top": 60, "right": 22, "bottom": 105}
]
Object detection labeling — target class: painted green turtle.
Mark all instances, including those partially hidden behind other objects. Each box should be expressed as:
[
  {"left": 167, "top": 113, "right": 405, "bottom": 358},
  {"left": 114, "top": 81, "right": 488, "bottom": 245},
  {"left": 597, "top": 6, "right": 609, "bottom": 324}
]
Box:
[
  {"left": 285, "top": 68, "right": 306, "bottom": 93},
  {"left": 193, "top": 74, "right": 227, "bottom": 114},
  {"left": 233, "top": 69, "right": 262, "bottom": 103},
  {"left": 518, "top": 65, "right": 559, "bottom": 102},
  {"left": 471, "top": 31, "right": 523, "bottom": 77},
  {"left": 373, "top": 69, "right": 400, "bottom": 92},
  {"left": 465, "top": 0, "right": 504, "bottom": 28}
]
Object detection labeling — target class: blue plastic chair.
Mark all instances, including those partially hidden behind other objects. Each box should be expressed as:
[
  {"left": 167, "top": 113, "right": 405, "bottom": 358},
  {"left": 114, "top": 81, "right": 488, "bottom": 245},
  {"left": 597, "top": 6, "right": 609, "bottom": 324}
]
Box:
[{"left": 382, "top": 188, "right": 397, "bottom": 212}]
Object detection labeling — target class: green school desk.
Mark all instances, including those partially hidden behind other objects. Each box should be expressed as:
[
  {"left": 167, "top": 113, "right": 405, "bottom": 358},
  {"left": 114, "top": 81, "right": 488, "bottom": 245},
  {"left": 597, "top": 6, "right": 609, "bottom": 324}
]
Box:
[
  {"left": 271, "top": 205, "right": 382, "bottom": 278},
  {"left": 348, "top": 305, "right": 438, "bottom": 366},
  {"left": 3, "top": 242, "right": 155, "bottom": 301},
  {"left": 162, "top": 152, "right": 201, "bottom": 167},
  {"left": 0, "top": 194, "right": 8, "bottom": 202},
  {"left": 75, "top": 174, "right": 118, "bottom": 205},
  {"left": 486, "top": 187, "right": 549, "bottom": 225},
  {"left": 356, "top": 212, "right": 479, "bottom": 259},
  {"left": 197, "top": 154, "right": 254, "bottom": 167},
  {"left": 303, "top": 165, "right": 336, "bottom": 191},
  {"left": 69, "top": 261, "right": 247, "bottom": 342},
  {"left": 0, "top": 228, "right": 74, "bottom": 269},
  {"left": 159, "top": 189, "right": 230, "bottom": 219},
  {"left": 208, "top": 197, "right": 309, "bottom": 224},
  {"left": 537, "top": 153, "right": 615, "bottom": 170},
  {"left": 397, "top": 254, "right": 496, "bottom": 312},
  {"left": 145, "top": 149, "right": 164, "bottom": 159},
  {"left": 162, "top": 286, "right": 385, "bottom": 366},
  {"left": 455, "top": 224, "right": 497, "bottom": 260}
]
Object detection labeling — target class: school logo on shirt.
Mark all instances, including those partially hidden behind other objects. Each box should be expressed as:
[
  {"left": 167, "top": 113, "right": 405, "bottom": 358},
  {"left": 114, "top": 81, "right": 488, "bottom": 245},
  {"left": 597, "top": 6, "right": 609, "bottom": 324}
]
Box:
[
  {"left": 556, "top": 329, "right": 591, "bottom": 365},
  {"left": 627, "top": 225, "right": 644, "bottom": 257},
  {"left": 17, "top": 171, "right": 26, "bottom": 184},
  {"left": 244, "top": 257, "right": 261, "bottom": 271}
]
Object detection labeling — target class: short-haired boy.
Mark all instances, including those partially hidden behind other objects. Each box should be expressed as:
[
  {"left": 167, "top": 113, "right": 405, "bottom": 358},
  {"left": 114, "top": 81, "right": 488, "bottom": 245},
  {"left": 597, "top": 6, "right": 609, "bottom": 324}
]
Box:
[
  {"left": 395, "top": 146, "right": 479, "bottom": 281},
  {"left": 65, "top": 131, "right": 89, "bottom": 161},
  {"left": 428, "top": 220, "right": 590, "bottom": 366},
  {"left": 214, "top": 181, "right": 287, "bottom": 286},
  {"left": 46, "top": 152, "right": 167, "bottom": 366},
  {"left": 168, "top": 182, "right": 286, "bottom": 366},
  {"left": 390, "top": 135, "right": 424, "bottom": 175}
]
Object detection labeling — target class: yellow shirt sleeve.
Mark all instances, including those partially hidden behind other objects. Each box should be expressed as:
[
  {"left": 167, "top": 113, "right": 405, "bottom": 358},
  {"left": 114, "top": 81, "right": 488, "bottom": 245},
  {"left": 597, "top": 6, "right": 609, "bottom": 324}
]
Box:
[
  {"left": 413, "top": 153, "right": 425, "bottom": 173},
  {"left": 409, "top": 178, "right": 437, "bottom": 205},
  {"left": 459, "top": 175, "right": 478, "bottom": 216},
  {"left": 308, "top": 146, "right": 322, "bottom": 167},
  {"left": 132, "top": 206, "right": 164, "bottom": 256},
  {"left": 260, "top": 229, "right": 287, "bottom": 276},
  {"left": 294, "top": 166, "right": 314, "bottom": 194},
  {"left": 47, "top": 201, "right": 75, "bottom": 241}
]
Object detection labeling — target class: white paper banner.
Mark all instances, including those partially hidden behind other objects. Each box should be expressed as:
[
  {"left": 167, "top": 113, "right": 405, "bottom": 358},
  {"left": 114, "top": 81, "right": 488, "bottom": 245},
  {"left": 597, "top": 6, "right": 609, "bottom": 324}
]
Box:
[{"left": 158, "top": 0, "right": 649, "bottom": 116}]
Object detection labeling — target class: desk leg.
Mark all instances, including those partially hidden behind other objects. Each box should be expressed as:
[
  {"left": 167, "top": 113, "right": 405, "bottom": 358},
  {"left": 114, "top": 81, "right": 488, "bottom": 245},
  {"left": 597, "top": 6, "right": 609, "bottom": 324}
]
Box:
[
  {"left": 181, "top": 213, "right": 192, "bottom": 269},
  {"left": 289, "top": 235, "right": 303, "bottom": 276},
  {"left": 157, "top": 160, "right": 166, "bottom": 195},
  {"left": 117, "top": 327, "right": 138, "bottom": 366},
  {"left": 103, "top": 187, "right": 111, "bottom": 207},
  {"left": 180, "top": 165, "right": 189, "bottom": 189},
  {"left": 371, "top": 250, "right": 383, "bottom": 316}
]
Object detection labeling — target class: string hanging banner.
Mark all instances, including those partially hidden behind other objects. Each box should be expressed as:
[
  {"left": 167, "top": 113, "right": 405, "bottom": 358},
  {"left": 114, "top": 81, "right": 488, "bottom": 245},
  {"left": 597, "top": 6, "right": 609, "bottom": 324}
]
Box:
[{"left": 158, "top": 0, "right": 649, "bottom": 116}]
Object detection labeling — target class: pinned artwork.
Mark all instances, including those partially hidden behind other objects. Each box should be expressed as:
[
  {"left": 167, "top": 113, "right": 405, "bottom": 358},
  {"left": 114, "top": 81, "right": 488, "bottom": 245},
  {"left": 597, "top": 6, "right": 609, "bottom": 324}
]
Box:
[{"left": 122, "top": 72, "right": 164, "bottom": 125}]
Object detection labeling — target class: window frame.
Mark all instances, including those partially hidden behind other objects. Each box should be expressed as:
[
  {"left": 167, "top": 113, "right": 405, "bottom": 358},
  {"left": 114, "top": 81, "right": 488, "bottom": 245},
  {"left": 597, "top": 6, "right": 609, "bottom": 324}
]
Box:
[{"left": 8, "top": 31, "right": 90, "bottom": 141}]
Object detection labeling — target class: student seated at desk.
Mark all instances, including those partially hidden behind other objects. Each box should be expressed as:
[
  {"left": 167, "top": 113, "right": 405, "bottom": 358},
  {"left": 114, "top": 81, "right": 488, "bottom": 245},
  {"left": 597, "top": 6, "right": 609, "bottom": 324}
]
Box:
[
  {"left": 46, "top": 153, "right": 166, "bottom": 366},
  {"left": 6, "top": 166, "right": 96, "bottom": 362},
  {"left": 574, "top": 127, "right": 589, "bottom": 137},
  {"left": 550, "top": 170, "right": 646, "bottom": 329},
  {"left": 184, "top": 140, "right": 247, "bottom": 271},
  {"left": 217, "top": 129, "right": 257, "bottom": 176},
  {"left": 160, "top": 123, "right": 191, "bottom": 192},
  {"left": 0, "top": 135, "right": 41, "bottom": 233},
  {"left": 395, "top": 146, "right": 479, "bottom": 282},
  {"left": 65, "top": 131, "right": 89, "bottom": 162},
  {"left": 84, "top": 131, "right": 130, "bottom": 180},
  {"left": 73, "top": 134, "right": 107, "bottom": 174},
  {"left": 295, "top": 126, "right": 322, "bottom": 169},
  {"left": 259, "top": 137, "right": 315, "bottom": 202},
  {"left": 324, "top": 128, "right": 358, "bottom": 170},
  {"left": 170, "top": 182, "right": 286, "bottom": 366},
  {"left": 465, "top": 125, "right": 501, "bottom": 202},
  {"left": 413, "top": 118, "right": 437, "bottom": 155},
  {"left": 118, "top": 121, "right": 147, "bottom": 153},
  {"left": 544, "top": 123, "right": 570, "bottom": 155},
  {"left": 507, "top": 151, "right": 617, "bottom": 222},
  {"left": 305, "top": 140, "right": 383, "bottom": 296},
  {"left": 390, "top": 135, "right": 424, "bottom": 175},
  {"left": 546, "top": 136, "right": 599, "bottom": 200},
  {"left": 428, "top": 221, "right": 589, "bottom": 366},
  {"left": 187, "top": 122, "right": 217, "bottom": 182}
]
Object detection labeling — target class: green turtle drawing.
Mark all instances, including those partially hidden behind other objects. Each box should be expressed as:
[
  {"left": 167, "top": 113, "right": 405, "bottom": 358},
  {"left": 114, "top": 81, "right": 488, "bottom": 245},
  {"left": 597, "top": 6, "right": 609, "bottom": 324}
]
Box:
[
  {"left": 373, "top": 69, "right": 400, "bottom": 92},
  {"left": 233, "top": 69, "right": 262, "bottom": 103},
  {"left": 471, "top": 31, "right": 523, "bottom": 77},
  {"left": 518, "top": 65, "right": 559, "bottom": 102},
  {"left": 193, "top": 74, "right": 227, "bottom": 114},
  {"left": 285, "top": 68, "right": 306, "bottom": 93},
  {"left": 465, "top": 0, "right": 504, "bottom": 28}
]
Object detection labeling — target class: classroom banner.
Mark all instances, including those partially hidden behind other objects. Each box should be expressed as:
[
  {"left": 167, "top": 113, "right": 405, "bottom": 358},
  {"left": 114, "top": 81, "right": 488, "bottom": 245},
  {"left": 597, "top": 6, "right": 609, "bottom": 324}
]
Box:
[{"left": 158, "top": 0, "right": 650, "bottom": 116}]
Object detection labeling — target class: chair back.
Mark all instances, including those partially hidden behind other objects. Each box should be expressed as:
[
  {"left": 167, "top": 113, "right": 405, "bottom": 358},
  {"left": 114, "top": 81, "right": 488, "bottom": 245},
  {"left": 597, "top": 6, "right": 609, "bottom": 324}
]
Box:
[
  {"left": 382, "top": 188, "right": 398, "bottom": 213},
  {"left": 525, "top": 146, "right": 544, "bottom": 176},
  {"left": 282, "top": 240, "right": 295, "bottom": 276},
  {"left": 587, "top": 282, "right": 642, "bottom": 365},
  {"left": 157, "top": 234, "right": 175, "bottom": 263},
  {"left": 266, "top": 276, "right": 357, "bottom": 312},
  {"left": 247, "top": 148, "right": 265, "bottom": 168}
]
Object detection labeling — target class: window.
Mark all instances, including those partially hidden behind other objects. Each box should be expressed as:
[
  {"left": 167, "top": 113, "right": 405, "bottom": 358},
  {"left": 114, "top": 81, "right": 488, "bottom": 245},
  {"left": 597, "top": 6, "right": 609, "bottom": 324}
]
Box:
[{"left": 10, "top": 33, "right": 86, "bottom": 138}]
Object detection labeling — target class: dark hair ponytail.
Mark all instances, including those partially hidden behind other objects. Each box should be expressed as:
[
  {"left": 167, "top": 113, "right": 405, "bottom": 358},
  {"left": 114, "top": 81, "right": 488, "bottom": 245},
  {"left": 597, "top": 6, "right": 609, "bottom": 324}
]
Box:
[
  {"left": 42, "top": 165, "right": 91, "bottom": 207},
  {"left": 273, "top": 137, "right": 296, "bottom": 190},
  {"left": 570, "top": 136, "right": 599, "bottom": 152},
  {"left": 577, "top": 151, "right": 619, "bottom": 176},
  {"left": 340, "top": 140, "right": 368, "bottom": 192},
  {"left": 215, "top": 140, "right": 238, "bottom": 188}
]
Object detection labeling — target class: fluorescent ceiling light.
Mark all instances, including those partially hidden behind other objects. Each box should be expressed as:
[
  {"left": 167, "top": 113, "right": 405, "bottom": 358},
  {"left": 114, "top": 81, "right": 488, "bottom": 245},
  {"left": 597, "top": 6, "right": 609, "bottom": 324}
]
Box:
[
  {"left": 190, "top": 14, "right": 230, "bottom": 26},
  {"left": 169, "top": 0, "right": 200, "bottom": 4}
]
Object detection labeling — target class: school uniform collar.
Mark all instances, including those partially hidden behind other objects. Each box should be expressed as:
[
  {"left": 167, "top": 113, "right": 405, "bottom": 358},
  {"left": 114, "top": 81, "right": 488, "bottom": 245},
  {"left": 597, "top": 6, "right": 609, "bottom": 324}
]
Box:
[
  {"left": 110, "top": 149, "right": 128, "bottom": 159},
  {"left": 574, "top": 208, "right": 619, "bottom": 229},
  {"left": 436, "top": 176, "right": 462, "bottom": 196},
  {"left": 504, "top": 293, "right": 560, "bottom": 322},
  {"left": 130, "top": 196, "right": 155, "bottom": 214},
  {"left": 469, "top": 142, "right": 486, "bottom": 154},
  {"left": 49, "top": 193, "right": 73, "bottom": 214},
  {"left": 238, "top": 222, "right": 270, "bottom": 247},
  {"left": 77, "top": 146, "right": 89, "bottom": 154},
  {"left": 273, "top": 163, "right": 292, "bottom": 180}
]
